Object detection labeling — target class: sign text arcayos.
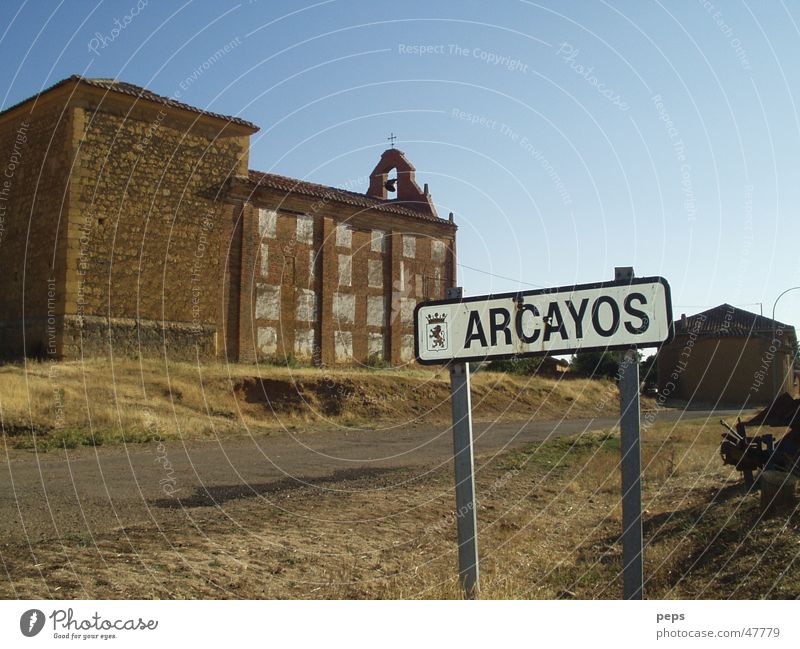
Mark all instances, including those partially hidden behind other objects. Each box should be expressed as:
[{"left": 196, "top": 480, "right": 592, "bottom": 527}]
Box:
[{"left": 414, "top": 277, "right": 672, "bottom": 364}]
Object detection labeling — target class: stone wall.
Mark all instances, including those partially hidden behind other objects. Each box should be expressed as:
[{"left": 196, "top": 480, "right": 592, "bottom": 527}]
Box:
[
  {"left": 0, "top": 79, "right": 456, "bottom": 366},
  {"left": 0, "top": 91, "right": 72, "bottom": 359},
  {"left": 61, "top": 314, "right": 216, "bottom": 361},
  {"left": 63, "top": 91, "right": 253, "bottom": 361}
]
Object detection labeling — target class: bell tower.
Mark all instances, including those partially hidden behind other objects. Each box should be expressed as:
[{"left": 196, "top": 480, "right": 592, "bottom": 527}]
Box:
[{"left": 367, "top": 148, "right": 438, "bottom": 218}]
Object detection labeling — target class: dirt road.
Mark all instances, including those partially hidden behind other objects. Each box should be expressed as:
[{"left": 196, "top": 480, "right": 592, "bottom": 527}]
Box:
[{"left": 0, "top": 407, "right": 738, "bottom": 547}]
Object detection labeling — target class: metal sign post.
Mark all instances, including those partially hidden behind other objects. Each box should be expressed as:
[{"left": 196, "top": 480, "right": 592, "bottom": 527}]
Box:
[
  {"left": 416, "top": 274, "right": 672, "bottom": 601},
  {"left": 616, "top": 267, "right": 644, "bottom": 600},
  {"left": 619, "top": 347, "right": 643, "bottom": 599},
  {"left": 446, "top": 286, "right": 480, "bottom": 599}
]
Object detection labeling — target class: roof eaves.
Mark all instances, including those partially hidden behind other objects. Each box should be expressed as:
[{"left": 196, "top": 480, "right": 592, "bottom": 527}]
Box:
[
  {"left": 0, "top": 75, "right": 259, "bottom": 132},
  {"left": 244, "top": 170, "right": 456, "bottom": 227}
]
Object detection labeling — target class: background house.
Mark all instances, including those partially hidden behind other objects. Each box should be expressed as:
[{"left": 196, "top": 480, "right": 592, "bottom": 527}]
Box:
[{"left": 657, "top": 304, "right": 797, "bottom": 406}]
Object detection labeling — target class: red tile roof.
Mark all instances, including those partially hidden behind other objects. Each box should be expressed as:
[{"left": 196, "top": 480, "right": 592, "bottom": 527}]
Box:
[
  {"left": 0, "top": 75, "right": 259, "bottom": 130},
  {"left": 245, "top": 170, "right": 454, "bottom": 226},
  {"left": 675, "top": 303, "right": 795, "bottom": 339},
  {"left": 2, "top": 76, "right": 453, "bottom": 227}
]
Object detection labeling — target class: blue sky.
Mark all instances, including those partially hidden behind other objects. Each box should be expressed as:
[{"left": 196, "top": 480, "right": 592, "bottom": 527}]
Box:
[{"left": 3, "top": 1, "right": 800, "bottom": 328}]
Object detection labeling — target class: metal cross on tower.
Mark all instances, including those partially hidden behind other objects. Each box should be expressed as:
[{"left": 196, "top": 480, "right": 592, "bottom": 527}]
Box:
[{"left": 387, "top": 132, "right": 397, "bottom": 148}]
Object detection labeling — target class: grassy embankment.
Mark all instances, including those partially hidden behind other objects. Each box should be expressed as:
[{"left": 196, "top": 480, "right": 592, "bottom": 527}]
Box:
[{"left": 0, "top": 358, "right": 621, "bottom": 450}]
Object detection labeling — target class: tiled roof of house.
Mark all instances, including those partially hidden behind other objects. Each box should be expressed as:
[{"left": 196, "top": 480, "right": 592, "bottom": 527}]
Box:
[
  {"left": 0, "top": 75, "right": 259, "bottom": 130},
  {"left": 245, "top": 170, "right": 455, "bottom": 226},
  {"left": 675, "top": 303, "right": 795, "bottom": 339}
]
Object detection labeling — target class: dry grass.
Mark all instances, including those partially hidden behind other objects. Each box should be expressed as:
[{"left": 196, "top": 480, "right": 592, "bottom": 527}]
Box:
[
  {"left": 3, "top": 413, "right": 797, "bottom": 599},
  {"left": 0, "top": 358, "right": 622, "bottom": 449}
]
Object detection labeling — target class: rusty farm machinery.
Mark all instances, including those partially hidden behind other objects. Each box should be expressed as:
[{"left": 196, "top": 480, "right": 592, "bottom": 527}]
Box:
[{"left": 719, "top": 393, "right": 800, "bottom": 509}]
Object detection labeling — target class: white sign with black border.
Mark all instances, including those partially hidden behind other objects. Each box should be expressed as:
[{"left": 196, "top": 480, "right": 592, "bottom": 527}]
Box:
[{"left": 414, "top": 277, "right": 673, "bottom": 365}]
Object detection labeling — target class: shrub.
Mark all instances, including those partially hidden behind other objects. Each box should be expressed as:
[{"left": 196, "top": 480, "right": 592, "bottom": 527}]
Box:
[
  {"left": 487, "top": 356, "right": 544, "bottom": 375},
  {"left": 570, "top": 351, "right": 620, "bottom": 380},
  {"left": 363, "top": 353, "right": 391, "bottom": 369}
]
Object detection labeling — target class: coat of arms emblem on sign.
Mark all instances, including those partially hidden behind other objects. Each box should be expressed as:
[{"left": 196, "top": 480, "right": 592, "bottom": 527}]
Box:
[{"left": 426, "top": 312, "right": 448, "bottom": 352}]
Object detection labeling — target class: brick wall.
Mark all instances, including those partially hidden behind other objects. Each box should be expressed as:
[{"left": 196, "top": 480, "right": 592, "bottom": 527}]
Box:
[{"left": 242, "top": 186, "right": 456, "bottom": 366}]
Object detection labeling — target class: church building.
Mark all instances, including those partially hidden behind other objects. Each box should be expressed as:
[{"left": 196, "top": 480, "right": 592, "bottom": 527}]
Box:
[{"left": 0, "top": 75, "right": 456, "bottom": 365}]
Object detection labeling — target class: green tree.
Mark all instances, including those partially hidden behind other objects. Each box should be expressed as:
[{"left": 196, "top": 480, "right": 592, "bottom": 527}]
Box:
[
  {"left": 570, "top": 351, "right": 620, "bottom": 379},
  {"left": 640, "top": 353, "right": 658, "bottom": 385},
  {"left": 487, "top": 356, "right": 544, "bottom": 375}
]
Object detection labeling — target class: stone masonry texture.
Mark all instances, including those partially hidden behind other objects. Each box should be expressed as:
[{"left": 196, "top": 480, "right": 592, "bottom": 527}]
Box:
[{"left": 0, "top": 76, "right": 456, "bottom": 366}]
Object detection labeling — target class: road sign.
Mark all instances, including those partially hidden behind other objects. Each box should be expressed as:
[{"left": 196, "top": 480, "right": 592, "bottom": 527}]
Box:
[
  {"left": 414, "top": 277, "right": 672, "bottom": 365},
  {"left": 423, "top": 272, "right": 672, "bottom": 600}
]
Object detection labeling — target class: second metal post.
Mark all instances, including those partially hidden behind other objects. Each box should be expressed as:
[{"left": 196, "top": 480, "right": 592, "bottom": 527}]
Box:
[
  {"left": 619, "top": 347, "right": 643, "bottom": 599},
  {"left": 446, "top": 286, "right": 479, "bottom": 598}
]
